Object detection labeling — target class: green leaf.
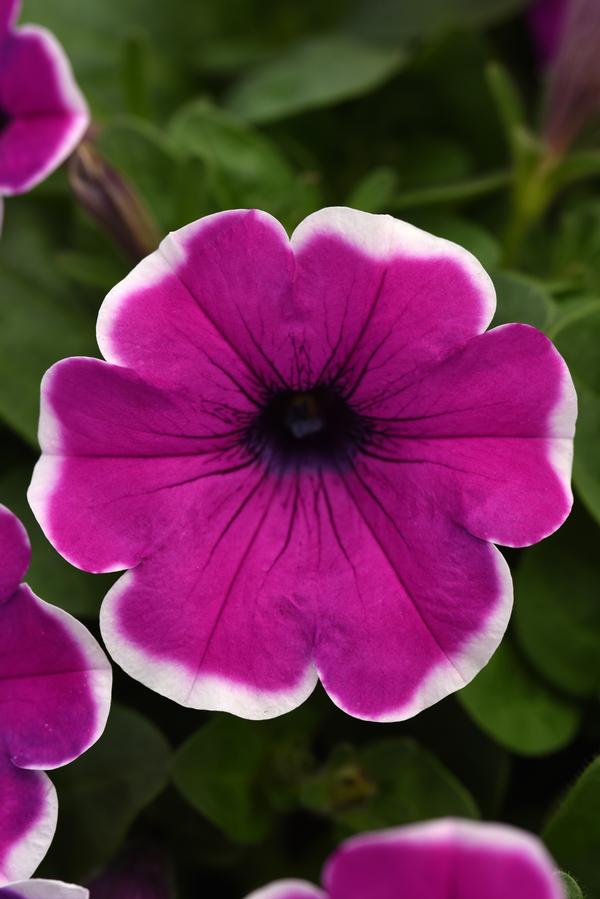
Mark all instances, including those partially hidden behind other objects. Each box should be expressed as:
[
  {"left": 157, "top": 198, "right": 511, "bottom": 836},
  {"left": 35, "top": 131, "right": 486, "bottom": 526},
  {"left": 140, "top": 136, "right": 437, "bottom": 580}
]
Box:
[
  {"left": 346, "top": 167, "right": 399, "bottom": 214},
  {"left": 392, "top": 171, "right": 510, "bottom": 211},
  {"left": 459, "top": 639, "right": 581, "bottom": 755},
  {"left": 491, "top": 271, "right": 556, "bottom": 330},
  {"left": 301, "top": 738, "right": 478, "bottom": 833},
  {"left": 346, "top": 0, "right": 527, "bottom": 45},
  {"left": 0, "top": 203, "right": 97, "bottom": 444},
  {"left": 514, "top": 506, "right": 600, "bottom": 697},
  {"left": 169, "top": 99, "right": 320, "bottom": 227},
  {"left": 172, "top": 703, "right": 320, "bottom": 844},
  {"left": 43, "top": 705, "right": 171, "bottom": 881},
  {"left": 416, "top": 214, "right": 501, "bottom": 270},
  {"left": 560, "top": 872, "right": 584, "bottom": 899},
  {"left": 544, "top": 755, "right": 600, "bottom": 896},
  {"left": 551, "top": 303, "right": 600, "bottom": 523},
  {"left": 0, "top": 465, "right": 111, "bottom": 618},
  {"left": 227, "top": 34, "right": 406, "bottom": 123}
]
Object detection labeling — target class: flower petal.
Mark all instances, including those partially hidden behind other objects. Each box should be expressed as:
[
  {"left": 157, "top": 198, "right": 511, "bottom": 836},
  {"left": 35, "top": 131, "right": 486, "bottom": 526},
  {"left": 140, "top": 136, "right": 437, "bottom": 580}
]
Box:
[
  {"left": 0, "top": 26, "right": 88, "bottom": 194},
  {"left": 0, "top": 585, "right": 111, "bottom": 769},
  {"left": 0, "top": 0, "right": 20, "bottom": 38},
  {"left": 0, "top": 505, "right": 30, "bottom": 601},
  {"left": 0, "top": 882, "right": 88, "bottom": 898},
  {"left": 323, "top": 819, "right": 564, "bottom": 899},
  {"left": 313, "top": 466, "right": 512, "bottom": 721},
  {"left": 245, "top": 883, "right": 325, "bottom": 899},
  {"left": 367, "top": 323, "right": 576, "bottom": 547},
  {"left": 289, "top": 207, "right": 496, "bottom": 390},
  {"left": 100, "top": 467, "right": 317, "bottom": 719},
  {"left": 29, "top": 356, "right": 254, "bottom": 573},
  {"left": 0, "top": 761, "right": 56, "bottom": 886},
  {"left": 97, "top": 209, "right": 295, "bottom": 391}
]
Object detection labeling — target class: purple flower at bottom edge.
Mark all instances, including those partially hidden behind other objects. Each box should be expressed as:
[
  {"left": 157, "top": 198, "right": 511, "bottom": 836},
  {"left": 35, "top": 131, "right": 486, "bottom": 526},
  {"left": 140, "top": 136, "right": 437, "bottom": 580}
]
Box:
[
  {"left": 0, "top": 0, "right": 88, "bottom": 203},
  {"left": 88, "top": 851, "right": 172, "bottom": 899},
  {"left": 29, "top": 207, "right": 576, "bottom": 723},
  {"left": 244, "top": 819, "right": 565, "bottom": 899},
  {"left": 0, "top": 505, "right": 112, "bottom": 884},
  {"left": 0, "top": 881, "right": 87, "bottom": 899}
]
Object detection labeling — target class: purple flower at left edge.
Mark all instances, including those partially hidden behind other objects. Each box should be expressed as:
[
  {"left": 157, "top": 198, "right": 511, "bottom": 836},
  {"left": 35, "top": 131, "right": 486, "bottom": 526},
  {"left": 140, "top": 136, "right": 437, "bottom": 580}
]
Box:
[
  {"left": 244, "top": 819, "right": 565, "bottom": 899},
  {"left": 0, "top": 0, "right": 88, "bottom": 208},
  {"left": 0, "top": 504, "right": 112, "bottom": 885},
  {"left": 28, "top": 207, "right": 576, "bottom": 723},
  {"left": 0, "top": 881, "right": 88, "bottom": 898}
]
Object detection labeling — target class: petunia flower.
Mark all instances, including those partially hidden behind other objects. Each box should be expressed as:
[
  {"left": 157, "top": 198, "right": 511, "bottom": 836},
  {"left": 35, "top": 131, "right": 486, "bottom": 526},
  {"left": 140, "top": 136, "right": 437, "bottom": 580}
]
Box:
[
  {"left": 0, "top": 880, "right": 87, "bottom": 898},
  {"left": 528, "top": 0, "right": 568, "bottom": 65},
  {"left": 88, "top": 852, "right": 172, "bottom": 899},
  {"left": 0, "top": 505, "right": 112, "bottom": 884},
  {"left": 29, "top": 207, "right": 576, "bottom": 722},
  {"left": 0, "top": 0, "right": 88, "bottom": 208},
  {"left": 243, "top": 818, "right": 565, "bottom": 899}
]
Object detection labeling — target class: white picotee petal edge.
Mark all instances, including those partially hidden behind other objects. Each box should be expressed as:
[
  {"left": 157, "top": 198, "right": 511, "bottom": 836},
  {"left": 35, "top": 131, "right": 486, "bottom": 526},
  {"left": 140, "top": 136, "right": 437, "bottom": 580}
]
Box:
[
  {"left": 320, "top": 544, "right": 513, "bottom": 723},
  {"left": 324, "top": 818, "right": 564, "bottom": 899},
  {"left": 290, "top": 207, "right": 497, "bottom": 334},
  {"left": 244, "top": 880, "right": 326, "bottom": 899},
  {"left": 0, "top": 773, "right": 57, "bottom": 886},
  {"left": 100, "top": 569, "right": 318, "bottom": 720},
  {"left": 1, "top": 881, "right": 88, "bottom": 898},
  {"left": 0, "top": 25, "right": 89, "bottom": 196},
  {"left": 14, "top": 587, "right": 112, "bottom": 771}
]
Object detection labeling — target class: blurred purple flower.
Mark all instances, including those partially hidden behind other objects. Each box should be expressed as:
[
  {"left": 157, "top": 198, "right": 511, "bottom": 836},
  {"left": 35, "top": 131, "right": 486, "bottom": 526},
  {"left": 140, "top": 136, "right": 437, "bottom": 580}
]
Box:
[
  {"left": 245, "top": 819, "right": 565, "bottom": 899},
  {"left": 529, "top": 0, "right": 568, "bottom": 64},
  {"left": 0, "top": 505, "right": 112, "bottom": 884},
  {"left": 0, "top": 0, "right": 88, "bottom": 212},
  {"left": 88, "top": 853, "right": 172, "bottom": 899}
]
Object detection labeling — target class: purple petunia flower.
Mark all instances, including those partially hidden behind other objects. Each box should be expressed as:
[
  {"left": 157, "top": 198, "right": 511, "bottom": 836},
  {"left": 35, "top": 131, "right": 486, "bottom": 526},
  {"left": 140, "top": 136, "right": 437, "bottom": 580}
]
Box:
[
  {"left": 0, "top": 881, "right": 87, "bottom": 898},
  {"left": 29, "top": 208, "right": 576, "bottom": 722},
  {"left": 243, "top": 819, "right": 565, "bottom": 899},
  {"left": 0, "top": 0, "right": 88, "bottom": 205},
  {"left": 88, "top": 852, "right": 172, "bottom": 899},
  {"left": 528, "top": 0, "right": 568, "bottom": 65},
  {"left": 0, "top": 505, "right": 112, "bottom": 884}
]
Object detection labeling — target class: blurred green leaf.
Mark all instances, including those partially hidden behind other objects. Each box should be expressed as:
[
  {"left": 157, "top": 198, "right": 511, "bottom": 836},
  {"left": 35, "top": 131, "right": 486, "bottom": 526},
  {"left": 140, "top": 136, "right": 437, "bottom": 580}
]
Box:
[
  {"left": 551, "top": 303, "right": 600, "bottom": 523},
  {"left": 560, "top": 872, "right": 584, "bottom": 899},
  {"left": 459, "top": 639, "right": 581, "bottom": 755},
  {"left": 514, "top": 506, "right": 600, "bottom": 698},
  {"left": 44, "top": 705, "right": 171, "bottom": 881},
  {"left": 301, "top": 738, "right": 478, "bottom": 833},
  {"left": 0, "top": 203, "right": 96, "bottom": 444},
  {"left": 227, "top": 34, "right": 407, "bottom": 123},
  {"left": 172, "top": 704, "right": 320, "bottom": 844},
  {"left": 170, "top": 99, "right": 320, "bottom": 227},
  {"left": 544, "top": 756, "right": 600, "bottom": 896},
  {"left": 346, "top": 167, "right": 399, "bottom": 213},
  {"left": 0, "top": 465, "right": 110, "bottom": 618},
  {"left": 491, "top": 271, "right": 556, "bottom": 330},
  {"left": 392, "top": 171, "right": 510, "bottom": 211},
  {"left": 417, "top": 214, "right": 501, "bottom": 269}
]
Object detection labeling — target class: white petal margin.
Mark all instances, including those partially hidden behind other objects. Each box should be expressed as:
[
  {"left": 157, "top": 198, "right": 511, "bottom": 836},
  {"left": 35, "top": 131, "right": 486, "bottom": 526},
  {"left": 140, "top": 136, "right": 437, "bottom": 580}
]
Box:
[
  {"left": 290, "top": 207, "right": 497, "bottom": 334},
  {"left": 321, "top": 545, "right": 513, "bottom": 723},
  {"left": 100, "top": 570, "right": 318, "bottom": 720},
  {"left": 323, "top": 818, "right": 564, "bottom": 899},
  {"left": 97, "top": 208, "right": 292, "bottom": 367},
  {"left": 244, "top": 880, "right": 326, "bottom": 899},
  {"left": 1, "top": 881, "right": 88, "bottom": 898},
  {"left": 0, "top": 773, "right": 56, "bottom": 886},
  {"left": 0, "top": 25, "right": 89, "bottom": 196},
  {"left": 15, "top": 587, "right": 112, "bottom": 770}
]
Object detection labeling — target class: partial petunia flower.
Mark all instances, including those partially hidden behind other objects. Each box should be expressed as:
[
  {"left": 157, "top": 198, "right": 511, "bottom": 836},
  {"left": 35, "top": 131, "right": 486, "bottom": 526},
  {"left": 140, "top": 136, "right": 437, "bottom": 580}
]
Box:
[
  {"left": 528, "top": 0, "right": 568, "bottom": 65},
  {"left": 243, "top": 819, "right": 565, "bottom": 899},
  {"left": 88, "top": 851, "right": 172, "bottom": 899},
  {"left": 0, "top": 880, "right": 87, "bottom": 898},
  {"left": 0, "top": 505, "right": 112, "bottom": 884},
  {"left": 29, "top": 207, "right": 576, "bottom": 722},
  {"left": 0, "top": 0, "right": 88, "bottom": 206}
]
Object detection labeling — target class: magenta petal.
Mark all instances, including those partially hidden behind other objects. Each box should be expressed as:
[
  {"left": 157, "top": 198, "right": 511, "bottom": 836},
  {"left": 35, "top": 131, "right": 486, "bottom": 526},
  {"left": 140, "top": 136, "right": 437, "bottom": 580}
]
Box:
[
  {"left": 323, "top": 820, "right": 564, "bottom": 899},
  {"left": 0, "top": 759, "right": 56, "bottom": 886},
  {"left": 529, "top": 0, "right": 568, "bottom": 64},
  {"left": 100, "top": 467, "right": 318, "bottom": 718},
  {"left": 0, "top": 504, "right": 30, "bottom": 601},
  {"left": 0, "top": 882, "right": 88, "bottom": 898},
  {"left": 0, "top": 26, "right": 88, "bottom": 194},
  {"left": 0, "top": 0, "right": 19, "bottom": 38},
  {"left": 245, "top": 884, "right": 325, "bottom": 899},
  {"left": 313, "top": 470, "right": 512, "bottom": 721},
  {"left": 371, "top": 323, "right": 576, "bottom": 547}
]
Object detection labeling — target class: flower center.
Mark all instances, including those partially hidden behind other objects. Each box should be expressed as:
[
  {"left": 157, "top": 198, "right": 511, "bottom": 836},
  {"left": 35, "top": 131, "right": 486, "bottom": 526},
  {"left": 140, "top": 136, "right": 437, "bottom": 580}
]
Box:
[{"left": 248, "top": 385, "right": 366, "bottom": 469}]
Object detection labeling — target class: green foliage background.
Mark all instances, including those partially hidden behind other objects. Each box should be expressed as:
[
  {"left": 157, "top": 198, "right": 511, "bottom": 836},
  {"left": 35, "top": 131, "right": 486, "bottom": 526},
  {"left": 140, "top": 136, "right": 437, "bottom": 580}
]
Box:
[{"left": 2, "top": 0, "right": 600, "bottom": 895}]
